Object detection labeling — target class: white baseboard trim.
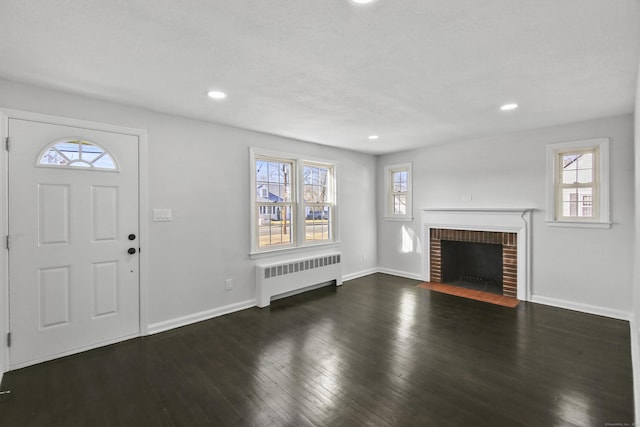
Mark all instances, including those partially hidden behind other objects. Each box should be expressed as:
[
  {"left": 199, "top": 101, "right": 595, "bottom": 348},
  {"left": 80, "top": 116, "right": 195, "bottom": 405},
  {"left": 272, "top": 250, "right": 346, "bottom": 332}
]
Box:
[
  {"left": 342, "top": 268, "right": 379, "bottom": 282},
  {"left": 530, "top": 295, "right": 631, "bottom": 321},
  {"left": 148, "top": 299, "right": 257, "bottom": 335},
  {"left": 630, "top": 318, "right": 640, "bottom": 426},
  {"left": 377, "top": 268, "right": 424, "bottom": 282}
]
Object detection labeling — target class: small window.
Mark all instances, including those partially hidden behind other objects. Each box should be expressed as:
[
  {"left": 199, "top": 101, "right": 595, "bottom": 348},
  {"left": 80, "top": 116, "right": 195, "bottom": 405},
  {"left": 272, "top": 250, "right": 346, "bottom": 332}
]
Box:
[
  {"left": 38, "top": 138, "right": 118, "bottom": 171},
  {"left": 546, "top": 138, "right": 610, "bottom": 228},
  {"left": 384, "top": 163, "right": 412, "bottom": 220}
]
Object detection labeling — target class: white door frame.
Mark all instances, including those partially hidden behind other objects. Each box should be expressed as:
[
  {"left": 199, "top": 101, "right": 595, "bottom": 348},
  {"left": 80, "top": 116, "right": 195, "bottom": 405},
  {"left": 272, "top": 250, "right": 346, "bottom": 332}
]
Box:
[{"left": 0, "top": 109, "right": 149, "bottom": 376}]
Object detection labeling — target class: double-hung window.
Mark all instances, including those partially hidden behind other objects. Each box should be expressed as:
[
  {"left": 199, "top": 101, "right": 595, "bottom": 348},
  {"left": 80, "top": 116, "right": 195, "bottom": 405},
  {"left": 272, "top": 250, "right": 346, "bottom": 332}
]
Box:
[
  {"left": 303, "top": 162, "right": 335, "bottom": 243},
  {"left": 558, "top": 149, "right": 596, "bottom": 219},
  {"left": 251, "top": 149, "right": 337, "bottom": 254},
  {"left": 546, "top": 138, "right": 610, "bottom": 228},
  {"left": 384, "top": 163, "right": 413, "bottom": 220}
]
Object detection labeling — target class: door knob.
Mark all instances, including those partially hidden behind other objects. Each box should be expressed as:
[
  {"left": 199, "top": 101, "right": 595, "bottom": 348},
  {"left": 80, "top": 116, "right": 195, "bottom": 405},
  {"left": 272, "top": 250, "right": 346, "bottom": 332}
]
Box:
[{"left": 128, "top": 248, "right": 136, "bottom": 255}]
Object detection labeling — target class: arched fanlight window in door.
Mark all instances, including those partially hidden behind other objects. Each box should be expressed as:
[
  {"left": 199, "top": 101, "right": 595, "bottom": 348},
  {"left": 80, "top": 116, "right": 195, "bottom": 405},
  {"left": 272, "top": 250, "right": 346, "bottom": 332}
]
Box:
[{"left": 37, "top": 138, "right": 119, "bottom": 171}]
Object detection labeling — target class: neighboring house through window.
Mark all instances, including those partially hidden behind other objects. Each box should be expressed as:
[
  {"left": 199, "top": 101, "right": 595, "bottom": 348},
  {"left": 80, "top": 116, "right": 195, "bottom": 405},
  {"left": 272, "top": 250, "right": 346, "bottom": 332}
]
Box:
[{"left": 546, "top": 138, "right": 610, "bottom": 228}]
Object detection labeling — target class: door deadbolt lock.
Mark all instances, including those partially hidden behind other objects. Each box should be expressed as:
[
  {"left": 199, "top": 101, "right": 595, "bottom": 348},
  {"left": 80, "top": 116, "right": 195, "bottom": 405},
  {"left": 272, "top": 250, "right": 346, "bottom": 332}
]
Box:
[{"left": 128, "top": 234, "right": 136, "bottom": 240}]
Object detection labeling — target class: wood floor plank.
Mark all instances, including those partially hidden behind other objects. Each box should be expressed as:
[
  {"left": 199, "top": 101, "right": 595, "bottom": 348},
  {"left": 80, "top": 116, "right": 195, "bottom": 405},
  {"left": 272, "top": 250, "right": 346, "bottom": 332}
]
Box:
[{"left": 0, "top": 273, "right": 634, "bottom": 426}]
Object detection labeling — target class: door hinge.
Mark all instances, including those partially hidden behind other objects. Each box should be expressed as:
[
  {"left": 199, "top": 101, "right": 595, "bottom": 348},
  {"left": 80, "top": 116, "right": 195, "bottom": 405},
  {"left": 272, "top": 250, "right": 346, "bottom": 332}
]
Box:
[
  {"left": 5, "top": 137, "right": 10, "bottom": 151},
  {"left": 6, "top": 333, "right": 11, "bottom": 348},
  {"left": 5, "top": 235, "right": 9, "bottom": 250}
]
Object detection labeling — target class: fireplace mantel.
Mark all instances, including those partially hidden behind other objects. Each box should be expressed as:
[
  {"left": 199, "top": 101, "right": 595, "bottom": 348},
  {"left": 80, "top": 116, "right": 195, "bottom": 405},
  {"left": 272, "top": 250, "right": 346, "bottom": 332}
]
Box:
[{"left": 422, "top": 208, "right": 533, "bottom": 300}]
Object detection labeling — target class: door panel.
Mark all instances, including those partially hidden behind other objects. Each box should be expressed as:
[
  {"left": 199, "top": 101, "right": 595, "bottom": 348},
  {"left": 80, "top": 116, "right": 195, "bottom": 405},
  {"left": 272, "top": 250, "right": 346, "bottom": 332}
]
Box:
[
  {"left": 38, "top": 266, "right": 71, "bottom": 328},
  {"left": 8, "top": 118, "right": 140, "bottom": 369},
  {"left": 92, "top": 261, "right": 119, "bottom": 317},
  {"left": 38, "top": 184, "right": 70, "bottom": 245},
  {"left": 92, "top": 186, "right": 118, "bottom": 241}
]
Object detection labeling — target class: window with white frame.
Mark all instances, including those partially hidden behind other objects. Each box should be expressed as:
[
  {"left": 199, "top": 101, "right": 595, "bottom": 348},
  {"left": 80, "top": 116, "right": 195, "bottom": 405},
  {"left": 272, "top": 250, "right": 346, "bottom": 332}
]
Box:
[
  {"left": 38, "top": 138, "right": 118, "bottom": 171},
  {"left": 384, "top": 163, "right": 412, "bottom": 220},
  {"left": 303, "top": 162, "right": 335, "bottom": 243},
  {"left": 546, "top": 138, "right": 610, "bottom": 228},
  {"left": 255, "top": 157, "right": 294, "bottom": 249},
  {"left": 251, "top": 149, "right": 337, "bottom": 254}
]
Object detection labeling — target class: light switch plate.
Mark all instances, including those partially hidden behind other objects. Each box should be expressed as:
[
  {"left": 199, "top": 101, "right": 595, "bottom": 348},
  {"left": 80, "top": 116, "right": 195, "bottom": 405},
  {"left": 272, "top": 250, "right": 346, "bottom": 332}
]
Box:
[{"left": 153, "top": 208, "right": 172, "bottom": 222}]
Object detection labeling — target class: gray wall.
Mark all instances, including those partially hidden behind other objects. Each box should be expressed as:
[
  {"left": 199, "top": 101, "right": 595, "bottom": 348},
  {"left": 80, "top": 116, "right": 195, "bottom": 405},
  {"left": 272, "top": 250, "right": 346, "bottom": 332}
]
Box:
[{"left": 377, "top": 114, "right": 635, "bottom": 317}]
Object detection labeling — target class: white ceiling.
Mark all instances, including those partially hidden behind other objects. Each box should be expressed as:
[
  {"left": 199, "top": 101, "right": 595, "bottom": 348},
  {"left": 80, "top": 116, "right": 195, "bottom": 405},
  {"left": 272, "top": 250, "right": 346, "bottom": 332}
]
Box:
[{"left": 0, "top": 0, "right": 638, "bottom": 154}]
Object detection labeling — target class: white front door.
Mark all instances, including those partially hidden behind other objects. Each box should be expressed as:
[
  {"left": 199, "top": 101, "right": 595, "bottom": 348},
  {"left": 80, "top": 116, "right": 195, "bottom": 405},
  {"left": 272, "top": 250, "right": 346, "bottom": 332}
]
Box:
[{"left": 8, "top": 118, "right": 140, "bottom": 369}]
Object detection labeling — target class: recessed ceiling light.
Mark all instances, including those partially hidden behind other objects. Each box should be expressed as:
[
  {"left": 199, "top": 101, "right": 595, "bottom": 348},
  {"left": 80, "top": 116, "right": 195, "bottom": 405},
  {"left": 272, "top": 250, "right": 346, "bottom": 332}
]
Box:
[
  {"left": 207, "top": 90, "right": 227, "bottom": 100},
  {"left": 368, "top": 135, "right": 379, "bottom": 140},
  {"left": 500, "top": 103, "right": 518, "bottom": 111},
  {"left": 351, "top": 0, "right": 376, "bottom": 4}
]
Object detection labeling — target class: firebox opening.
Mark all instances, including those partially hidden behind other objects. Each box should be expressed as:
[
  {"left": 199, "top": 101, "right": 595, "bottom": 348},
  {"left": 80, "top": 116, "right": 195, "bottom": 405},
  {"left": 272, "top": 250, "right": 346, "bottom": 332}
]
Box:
[{"left": 441, "top": 240, "right": 503, "bottom": 295}]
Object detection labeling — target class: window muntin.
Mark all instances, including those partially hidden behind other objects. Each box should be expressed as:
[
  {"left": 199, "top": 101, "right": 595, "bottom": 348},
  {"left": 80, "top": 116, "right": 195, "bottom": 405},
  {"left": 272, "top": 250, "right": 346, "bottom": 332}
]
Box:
[
  {"left": 251, "top": 151, "right": 337, "bottom": 254},
  {"left": 303, "top": 163, "right": 334, "bottom": 243},
  {"left": 255, "top": 158, "right": 295, "bottom": 250},
  {"left": 384, "top": 163, "right": 412, "bottom": 220},
  {"left": 38, "top": 139, "right": 118, "bottom": 171}
]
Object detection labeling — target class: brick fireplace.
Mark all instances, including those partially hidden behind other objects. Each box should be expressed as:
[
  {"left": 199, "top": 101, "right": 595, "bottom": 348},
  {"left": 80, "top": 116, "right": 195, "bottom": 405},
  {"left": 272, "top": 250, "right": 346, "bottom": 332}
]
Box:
[
  {"left": 422, "top": 208, "right": 532, "bottom": 301},
  {"left": 429, "top": 228, "right": 517, "bottom": 298}
]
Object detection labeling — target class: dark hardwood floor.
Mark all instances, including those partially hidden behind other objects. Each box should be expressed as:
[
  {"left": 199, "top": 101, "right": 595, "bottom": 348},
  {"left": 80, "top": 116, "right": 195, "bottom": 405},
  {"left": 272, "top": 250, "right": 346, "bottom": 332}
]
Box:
[{"left": 0, "top": 273, "right": 634, "bottom": 426}]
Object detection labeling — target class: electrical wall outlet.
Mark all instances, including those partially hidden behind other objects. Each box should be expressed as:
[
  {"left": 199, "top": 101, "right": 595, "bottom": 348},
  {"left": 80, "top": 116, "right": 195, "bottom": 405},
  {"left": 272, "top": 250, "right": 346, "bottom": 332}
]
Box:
[{"left": 225, "top": 278, "right": 233, "bottom": 291}]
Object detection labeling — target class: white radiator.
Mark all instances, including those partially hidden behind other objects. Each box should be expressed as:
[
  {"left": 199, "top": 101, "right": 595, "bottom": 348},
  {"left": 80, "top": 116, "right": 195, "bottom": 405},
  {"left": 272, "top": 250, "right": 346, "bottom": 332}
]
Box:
[{"left": 256, "top": 253, "right": 342, "bottom": 307}]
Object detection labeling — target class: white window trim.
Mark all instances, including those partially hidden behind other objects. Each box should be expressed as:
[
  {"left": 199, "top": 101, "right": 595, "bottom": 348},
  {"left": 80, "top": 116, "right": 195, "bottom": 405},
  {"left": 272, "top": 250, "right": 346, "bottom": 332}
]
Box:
[
  {"left": 250, "top": 148, "right": 339, "bottom": 258},
  {"left": 546, "top": 138, "right": 610, "bottom": 229},
  {"left": 384, "top": 162, "right": 413, "bottom": 221}
]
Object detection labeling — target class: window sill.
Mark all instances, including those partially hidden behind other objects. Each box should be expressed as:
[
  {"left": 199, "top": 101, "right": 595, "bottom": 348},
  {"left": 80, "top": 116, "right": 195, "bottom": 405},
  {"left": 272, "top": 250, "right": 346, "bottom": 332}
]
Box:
[
  {"left": 545, "top": 220, "right": 611, "bottom": 229},
  {"left": 250, "top": 241, "right": 341, "bottom": 260},
  {"left": 384, "top": 216, "right": 414, "bottom": 222}
]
